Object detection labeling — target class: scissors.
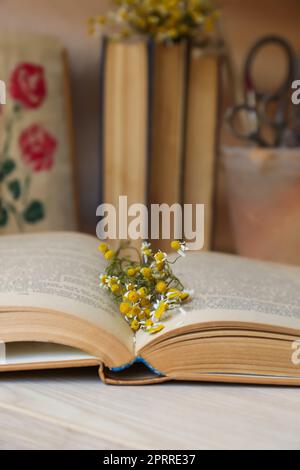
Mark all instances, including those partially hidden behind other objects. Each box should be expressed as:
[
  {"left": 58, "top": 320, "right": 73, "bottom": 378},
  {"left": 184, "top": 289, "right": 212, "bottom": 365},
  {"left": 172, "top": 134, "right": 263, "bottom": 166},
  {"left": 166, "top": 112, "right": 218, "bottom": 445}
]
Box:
[{"left": 226, "top": 35, "right": 296, "bottom": 147}]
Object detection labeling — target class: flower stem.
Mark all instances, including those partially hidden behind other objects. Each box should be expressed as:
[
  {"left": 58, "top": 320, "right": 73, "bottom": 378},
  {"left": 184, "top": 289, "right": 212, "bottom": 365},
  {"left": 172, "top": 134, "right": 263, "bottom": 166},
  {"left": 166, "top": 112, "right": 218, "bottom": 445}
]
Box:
[
  {"left": 3, "top": 200, "right": 23, "bottom": 232},
  {"left": 22, "top": 173, "right": 31, "bottom": 206}
]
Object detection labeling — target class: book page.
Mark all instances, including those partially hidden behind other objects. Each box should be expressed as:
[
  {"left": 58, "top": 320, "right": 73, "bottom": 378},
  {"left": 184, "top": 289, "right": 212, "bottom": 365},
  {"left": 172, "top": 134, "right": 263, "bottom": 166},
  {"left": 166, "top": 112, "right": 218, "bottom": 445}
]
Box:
[
  {"left": 136, "top": 252, "right": 300, "bottom": 352},
  {"left": 0, "top": 232, "right": 133, "bottom": 352}
]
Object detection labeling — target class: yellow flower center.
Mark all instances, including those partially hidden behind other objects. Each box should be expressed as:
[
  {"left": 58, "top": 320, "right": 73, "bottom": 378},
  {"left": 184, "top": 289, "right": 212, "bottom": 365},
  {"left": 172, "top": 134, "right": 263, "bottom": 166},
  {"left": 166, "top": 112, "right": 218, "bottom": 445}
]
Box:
[
  {"left": 127, "top": 291, "right": 139, "bottom": 303},
  {"left": 137, "top": 287, "right": 147, "bottom": 298},
  {"left": 111, "top": 284, "right": 121, "bottom": 295},
  {"left": 141, "top": 267, "right": 152, "bottom": 279},
  {"left": 140, "top": 297, "right": 150, "bottom": 307},
  {"left": 104, "top": 250, "right": 115, "bottom": 260},
  {"left": 98, "top": 242, "right": 108, "bottom": 254},
  {"left": 119, "top": 302, "right": 131, "bottom": 315},
  {"left": 154, "top": 251, "right": 166, "bottom": 262},
  {"left": 108, "top": 278, "right": 118, "bottom": 287},
  {"left": 171, "top": 240, "right": 181, "bottom": 251},
  {"left": 127, "top": 267, "right": 136, "bottom": 277},
  {"left": 156, "top": 281, "right": 167, "bottom": 294}
]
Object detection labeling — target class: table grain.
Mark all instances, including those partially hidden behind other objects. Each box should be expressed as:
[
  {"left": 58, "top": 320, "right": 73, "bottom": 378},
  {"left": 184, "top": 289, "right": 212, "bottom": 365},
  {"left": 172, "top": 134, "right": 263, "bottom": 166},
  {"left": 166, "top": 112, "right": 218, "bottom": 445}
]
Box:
[{"left": 0, "top": 367, "right": 299, "bottom": 450}]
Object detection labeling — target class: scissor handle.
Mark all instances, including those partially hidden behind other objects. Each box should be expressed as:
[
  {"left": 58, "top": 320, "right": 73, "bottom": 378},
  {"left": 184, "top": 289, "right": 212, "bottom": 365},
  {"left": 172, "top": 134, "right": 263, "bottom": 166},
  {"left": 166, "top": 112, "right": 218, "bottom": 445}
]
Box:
[
  {"left": 259, "top": 94, "right": 288, "bottom": 126},
  {"left": 225, "top": 104, "right": 269, "bottom": 147},
  {"left": 225, "top": 104, "right": 259, "bottom": 138},
  {"left": 244, "top": 35, "right": 295, "bottom": 100}
]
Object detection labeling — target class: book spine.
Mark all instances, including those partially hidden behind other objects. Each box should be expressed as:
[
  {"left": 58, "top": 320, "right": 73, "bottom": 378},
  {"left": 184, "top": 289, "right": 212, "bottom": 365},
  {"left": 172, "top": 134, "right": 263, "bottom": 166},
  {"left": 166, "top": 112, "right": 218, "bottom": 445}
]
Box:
[
  {"left": 148, "top": 41, "right": 189, "bottom": 252},
  {"left": 183, "top": 46, "right": 221, "bottom": 251},
  {"left": 99, "top": 36, "right": 108, "bottom": 208},
  {"left": 109, "top": 356, "right": 163, "bottom": 376},
  {"left": 100, "top": 39, "right": 149, "bottom": 248}
]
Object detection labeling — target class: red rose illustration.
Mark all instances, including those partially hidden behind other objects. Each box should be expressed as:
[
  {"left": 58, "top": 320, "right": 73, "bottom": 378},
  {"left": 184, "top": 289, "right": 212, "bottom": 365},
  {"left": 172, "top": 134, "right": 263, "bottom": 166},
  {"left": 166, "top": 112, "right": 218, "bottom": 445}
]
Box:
[
  {"left": 10, "top": 63, "right": 47, "bottom": 109},
  {"left": 19, "top": 124, "right": 57, "bottom": 172}
]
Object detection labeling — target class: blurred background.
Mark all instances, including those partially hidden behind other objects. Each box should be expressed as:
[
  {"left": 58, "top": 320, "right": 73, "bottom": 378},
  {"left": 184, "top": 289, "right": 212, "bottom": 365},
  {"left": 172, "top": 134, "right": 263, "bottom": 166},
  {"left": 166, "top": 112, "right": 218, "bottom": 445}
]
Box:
[{"left": 0, "top": 0, "right": 300, "bottom": 264}]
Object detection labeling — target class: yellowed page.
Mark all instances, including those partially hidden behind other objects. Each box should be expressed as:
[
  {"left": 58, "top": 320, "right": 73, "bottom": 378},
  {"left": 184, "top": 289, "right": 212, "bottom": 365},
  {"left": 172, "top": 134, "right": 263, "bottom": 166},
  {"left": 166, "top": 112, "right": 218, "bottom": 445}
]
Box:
[
  {"left": 136, "top": 252, "right": 300, "bottom": 352},
  {"left": 0, "top": 232, "right": 133, "bottom": 353}
]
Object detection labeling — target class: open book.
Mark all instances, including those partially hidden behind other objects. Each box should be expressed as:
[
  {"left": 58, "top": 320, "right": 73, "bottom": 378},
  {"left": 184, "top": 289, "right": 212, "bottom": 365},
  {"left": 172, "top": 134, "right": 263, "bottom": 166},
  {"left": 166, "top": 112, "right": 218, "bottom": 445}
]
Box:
[{"left": 0, "top": 232, "right": 300, "bottom": 385}]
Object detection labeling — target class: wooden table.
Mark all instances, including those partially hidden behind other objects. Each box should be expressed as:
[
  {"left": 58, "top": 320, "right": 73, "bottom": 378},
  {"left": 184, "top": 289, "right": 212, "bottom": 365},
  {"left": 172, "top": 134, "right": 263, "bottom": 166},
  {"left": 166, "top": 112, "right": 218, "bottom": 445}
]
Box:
[{"left": 0, "top": 367, "right": 299, "bottom": 450}]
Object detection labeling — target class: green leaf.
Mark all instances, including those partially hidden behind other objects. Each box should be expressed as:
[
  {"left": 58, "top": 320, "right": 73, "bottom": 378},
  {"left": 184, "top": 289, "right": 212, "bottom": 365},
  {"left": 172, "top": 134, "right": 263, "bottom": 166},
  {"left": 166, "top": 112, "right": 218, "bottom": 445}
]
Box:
[
  {"left": 8, "top": 180, "right": 21, "bottom": 200},
  {"left": 23, "top": 201, "right": 44, "bottom": 224},
  {"left": 0, "top": 206, "right": 8, "bottom": 226},
  {"left": 0, "top": 170, "right": 4, "bottom": 182},
  {"left": 1, "top": 159, "right": 16, "bottom": 177}
]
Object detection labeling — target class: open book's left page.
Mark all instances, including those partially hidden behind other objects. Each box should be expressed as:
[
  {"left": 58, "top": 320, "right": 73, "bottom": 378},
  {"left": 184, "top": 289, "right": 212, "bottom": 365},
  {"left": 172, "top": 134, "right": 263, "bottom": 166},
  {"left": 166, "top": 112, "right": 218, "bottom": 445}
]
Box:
[{"left": 0, "top": 232, "right": 133, "bottom": 357}]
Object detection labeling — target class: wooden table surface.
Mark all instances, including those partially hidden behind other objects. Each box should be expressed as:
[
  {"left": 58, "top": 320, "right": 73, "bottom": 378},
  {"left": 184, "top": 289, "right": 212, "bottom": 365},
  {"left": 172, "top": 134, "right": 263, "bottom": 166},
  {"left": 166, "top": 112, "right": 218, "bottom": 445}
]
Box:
[{"left": 0, "top": 367, "right": 299, "bottom": 450}]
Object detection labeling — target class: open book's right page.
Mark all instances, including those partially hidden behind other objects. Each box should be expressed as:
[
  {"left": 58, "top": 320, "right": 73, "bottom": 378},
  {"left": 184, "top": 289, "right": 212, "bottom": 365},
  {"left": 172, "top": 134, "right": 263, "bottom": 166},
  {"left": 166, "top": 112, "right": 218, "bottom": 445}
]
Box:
[{"left": 136, "top": 252, "right": 300, "bottom": 352}]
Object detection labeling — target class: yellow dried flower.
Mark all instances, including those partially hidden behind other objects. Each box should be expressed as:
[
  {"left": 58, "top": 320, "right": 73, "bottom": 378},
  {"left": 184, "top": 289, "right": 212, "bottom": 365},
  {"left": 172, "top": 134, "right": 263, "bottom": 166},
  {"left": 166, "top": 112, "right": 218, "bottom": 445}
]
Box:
[
  {"left": 171, "top": 240, "right": 181, "bottom": 251},
  {"left": 98, "top": 242, "right": 108, "bottom": 254},
  {"left": 127, "top": 291, "right": 139, "bottom": 303},
  {"left": 119, "top": 302, "right": 131, "bottom": 315},
  {"left": 156, "top": 261, "right": 165, "bottom": 272},
  {"left": 99, "top": 239, "right": 191, "bottom": 334},
  {"left": 131, "top": 305, "right": 141, "bottom": 317},
  {"left": 137, "top": 310, "right": 146, "bottom": 320},
  {"left": 141, "top": 267, "right": 152, "bottom": 279},
  {"left": 104, "top": 249, "right": 115, "bottom": 260},
  {"left": 155, "top": 301, "right": 168, "bottom": 320},
  {"left": 154, "top": 251, "right": 166, "bottom": 263},
  {"left": 140, "top": 297, "right": 150, "bottom": 307},
  {"left": 156, "top": 281, "right": 168, "bottom": 294},
  {"left": 144, "top": 308, "right": 152, "bottom": 318},
  {"left": 127, "top": 267, "right": 136, "bottom": 277},
  {"left": 111, "top": 284, "right": 121, "bottom": 295},
  {"left": 130, "top": 319, "right": 140, "bottom": 331},
  {"left": 180, "top": 291, "right": 190, "bottom": 301},
  {"left": 90, "top": 0, "right": 220, "bottom": 42},
  {"left": 167, "top": 288, "right": 181, "bottom": 300},
  {"left": 96, "top": 15, "right": 107, "bottom": 25},
  {"left": 137, "top": 287, "right": 148, "bottom": 298},
  {"left": 148, "top": 324, "right": 165, "bottom": 334}
]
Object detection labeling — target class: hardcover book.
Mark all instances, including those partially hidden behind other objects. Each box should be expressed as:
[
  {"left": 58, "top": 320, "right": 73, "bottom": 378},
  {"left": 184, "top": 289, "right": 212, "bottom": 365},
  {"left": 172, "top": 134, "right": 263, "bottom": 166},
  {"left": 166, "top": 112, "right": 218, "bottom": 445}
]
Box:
[
  {"left": 0, "top": 232, "right": 300, "bottom": 386},
  {"left": 149, "top": 41, "right": 188, "bottom": 251},
  {"left": 184, "top": 44, "right": 221, "bottom": 251},
  {"left": 100, "top": 39, "right": 148, "bottom": 247}
]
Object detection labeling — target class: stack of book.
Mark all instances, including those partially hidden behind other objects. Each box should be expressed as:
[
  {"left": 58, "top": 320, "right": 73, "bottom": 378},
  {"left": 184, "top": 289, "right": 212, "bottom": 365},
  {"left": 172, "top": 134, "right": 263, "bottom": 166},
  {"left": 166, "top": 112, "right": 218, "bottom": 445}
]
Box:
[{"left": 100, "top": 38, "right": 223, "bottom": 251}]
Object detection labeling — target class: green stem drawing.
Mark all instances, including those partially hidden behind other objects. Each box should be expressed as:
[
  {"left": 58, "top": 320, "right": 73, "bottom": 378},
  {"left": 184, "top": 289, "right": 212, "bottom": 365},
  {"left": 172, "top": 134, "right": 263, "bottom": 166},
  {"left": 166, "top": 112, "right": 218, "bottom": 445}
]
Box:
[
  {"left": 0, "top": 103, "right": 45, "bottom": 231},
  {"left": 2, "top": 200, "right": 23, "bottom": 232},
  {"left": 1, "top": 105, "right": 20, "bottom": 162},
  {"left": 22, "top": 173, "right": 31, "bottom": 207}
]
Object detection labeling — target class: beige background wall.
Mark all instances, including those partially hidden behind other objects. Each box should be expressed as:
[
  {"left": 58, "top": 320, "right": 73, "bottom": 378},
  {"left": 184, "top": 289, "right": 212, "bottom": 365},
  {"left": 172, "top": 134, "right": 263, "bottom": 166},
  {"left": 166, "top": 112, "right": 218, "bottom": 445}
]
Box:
[{"left": 0, "top": 0, "right": 299, "bottom": 234}]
